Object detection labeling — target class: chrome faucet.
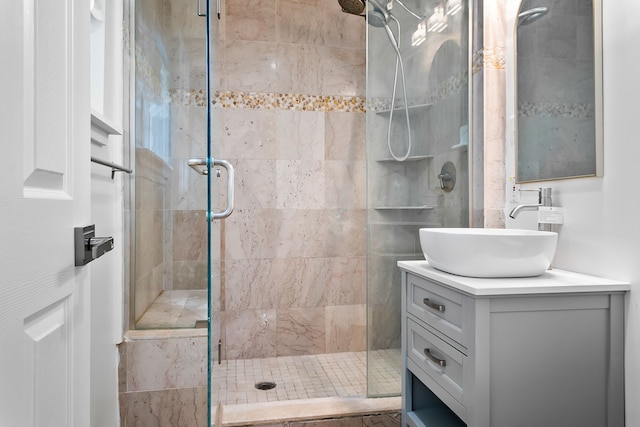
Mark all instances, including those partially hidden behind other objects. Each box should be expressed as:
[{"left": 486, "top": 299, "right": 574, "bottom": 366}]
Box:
[{"left": 509, "top": 187, "right": 552, "bottom": 231}]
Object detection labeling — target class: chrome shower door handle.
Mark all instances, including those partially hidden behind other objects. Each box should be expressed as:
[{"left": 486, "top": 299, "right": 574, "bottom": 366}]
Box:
[
  {"left": 187, "top": 158, "right": 208, "bottom": 175},
  {"left": 212, "top": 158, "right": 234, "bottom": 220},
  {"left": 186, "top": 157, "right": 235, "bottom": 220}
]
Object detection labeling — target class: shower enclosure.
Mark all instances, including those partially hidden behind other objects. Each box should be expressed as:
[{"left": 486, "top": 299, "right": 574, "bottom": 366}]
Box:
[
  {"left": 365, "top": 0, "right": 470, "bottom": 395},
  {"left": 127, "top": 0, "right": 471, "bottom": 422}
]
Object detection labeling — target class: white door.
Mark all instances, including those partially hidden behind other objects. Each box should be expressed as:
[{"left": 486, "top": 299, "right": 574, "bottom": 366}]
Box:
[{"left": 0, "top": 1, "right": 91, "bottom": 426}]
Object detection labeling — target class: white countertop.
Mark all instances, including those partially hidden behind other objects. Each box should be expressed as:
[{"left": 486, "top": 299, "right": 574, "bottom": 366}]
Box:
[{"left": 398, "top": 260, "right": 631, "bottom": 296}]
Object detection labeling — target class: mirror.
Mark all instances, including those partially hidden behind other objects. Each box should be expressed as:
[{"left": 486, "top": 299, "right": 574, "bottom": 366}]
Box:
[{"left": 514, "top": 0, "right": 603, "bottom": 182}]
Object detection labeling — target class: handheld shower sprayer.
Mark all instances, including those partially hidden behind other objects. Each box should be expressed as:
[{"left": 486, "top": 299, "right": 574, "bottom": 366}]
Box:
[{"left": 344, "top": 0, "right": 413, "bottom": 161}]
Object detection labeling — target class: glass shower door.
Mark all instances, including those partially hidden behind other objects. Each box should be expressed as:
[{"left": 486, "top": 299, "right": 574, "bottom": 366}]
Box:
[
  {"left": 132, "top": 0, "right": 216, "bottom": 331},
  {"left": 131, "top": 0, "right": 228, "bottom": 423},
  {"left": 366, "top": 0, "right": 470, "bottom": 396}
]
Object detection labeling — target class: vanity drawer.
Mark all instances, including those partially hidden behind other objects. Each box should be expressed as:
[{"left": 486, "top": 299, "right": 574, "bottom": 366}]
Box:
[
  {"left": 407, "top": 318, "right": 464, "bottom": 405},
  {"left": 407, "top": 273, "right": 464, "bottom": 345}
]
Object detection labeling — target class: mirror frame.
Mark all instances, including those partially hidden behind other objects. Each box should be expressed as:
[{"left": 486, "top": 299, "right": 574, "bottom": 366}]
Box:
[{"left": 508, "top": 0, "right": 604, "bottom": 183}]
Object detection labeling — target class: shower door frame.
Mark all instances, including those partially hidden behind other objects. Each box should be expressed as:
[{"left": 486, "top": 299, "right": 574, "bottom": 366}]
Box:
[{"left": 124, "top": 2, "right": 225, "bottom": 423}]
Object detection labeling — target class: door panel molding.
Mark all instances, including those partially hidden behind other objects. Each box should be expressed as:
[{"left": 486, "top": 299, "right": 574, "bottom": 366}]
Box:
[
  {"left": 23, "top": 0, "right": 71, "bottom": 198},
  {"left": 23, "top": 297, "right": 71, "bottom": 427}
]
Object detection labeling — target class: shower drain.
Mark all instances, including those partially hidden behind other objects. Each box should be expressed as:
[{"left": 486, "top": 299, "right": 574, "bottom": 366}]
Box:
[{"left": 255, "top": 381, "right": 277, "bottom": 391}]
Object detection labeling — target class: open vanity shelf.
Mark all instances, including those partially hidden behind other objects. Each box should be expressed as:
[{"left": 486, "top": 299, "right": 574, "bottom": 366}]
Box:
[{"left": 398, "top": 260, "right": 629, "bottom": 427}]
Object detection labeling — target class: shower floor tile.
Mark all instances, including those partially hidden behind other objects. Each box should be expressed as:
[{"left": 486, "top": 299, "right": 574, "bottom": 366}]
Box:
[{"left": 211, "top": 349, "right": 401, "bottom": 405}]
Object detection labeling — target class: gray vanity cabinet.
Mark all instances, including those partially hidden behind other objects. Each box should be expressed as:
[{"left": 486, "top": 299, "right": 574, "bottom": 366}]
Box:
[{"left": 399, "top": 261, "right": 628, "bottom": 427}]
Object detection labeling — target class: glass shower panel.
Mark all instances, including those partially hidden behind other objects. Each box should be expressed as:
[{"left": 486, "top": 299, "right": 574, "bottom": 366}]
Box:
[
  {"left": 132, "top": 0, "right": 217, "bottom": 333},
  {"left": 366, "top": 0, "right": 470, "bottom": 396}
]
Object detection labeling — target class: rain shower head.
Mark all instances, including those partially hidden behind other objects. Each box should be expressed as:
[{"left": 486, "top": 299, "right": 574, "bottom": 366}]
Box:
[
  {"left": 338, "top": 0, "right": 366, "bottom": 15},
  {"left": 518, "top": 6, "right": 549, "bottom": 26}
]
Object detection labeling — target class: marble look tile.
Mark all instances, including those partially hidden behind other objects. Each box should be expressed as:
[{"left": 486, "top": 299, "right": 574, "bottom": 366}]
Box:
[
  {"left": 277, "top": 0, "right": 325, "bottom": 45},
  {"left": 218, "top": 109, "right": 277, "bottom": 160},
  {"left": 222, "top": 397, "right": 401, "bottom": 426},
  {"left": 363, "top": 413, "right": 401, "bottom": 427},
  {"left": 485, "top": 142, "right": 505, "bottom": 216},
  {"left": 485, "top": 207, "right": 506, "bottom": 229},
  {"left": 274, "top": 258, "right": 326, "bottom": 309},
  {"left": 169, "top": 104, "right": 208, "bottom": 159},
  {"left": 126, "top": 337, "right": 207, "bottom": 391},
  {"left": 223, "top": 309, "right": 277, "bottom": 359},
  {"left": 484, "top": 69, "right": 506, "bottom": 142},
  {"left": 325, "top": 257, "right": 366, "bottom": 306},
  {"left": 171, "top": 261, "right": 208, "bottom": 290},
  {"left": 223, "top": 208, "right": 279, "bottom": 260},
  {"left": 125, "top": 329, "right": 208, "bottom": 341},
  {"left": 166, "top": 0, "right": 207, "bottom": 39},
  {"left": 325, "top": 2, "right": 366, "bottom": 49},
  {"left": 172, "top": 210, "right": 208, "bottom": 261},
  {"left": 166, "top": 36, "right": 207, "bottom": 90},
  {"left": 135, "top": 149, "right": 168, "bottom": 207},
  {"left": 324, "top": 112, "right": 366, "bottom": 161},
  {"left": 276, "top": 110, "right": 325, "bottom": 160},
  {"left": 222, "top": 39, "right": 278, "bottom": 92},
  {"left": 323, "top": 47, "right": 366, "bottom": 97},
  {"left": 176, "top": 291, "right": 209, "bottom": 327},
  {"left": 324, "top": 160, "right": 366, "bottom": 209},
  {"left": 134, "top": 272, "right": 162, "bottom": 325},
  {"left": 276, "top": 160, "right": 325, "bottom": 209},
  {"left": 368, "top": 303, "right": 401, "bottom": 350},
  {"left": 484, "top": 0, "right": 506, "bottom": 49},
  {"left": 367, "top": 255, "right": 403, "bottom": 306},
  {"left": 226, "top": 0, "right": 277, "bottom": 42},
  {"left": 134, "top": 205, "right": 164, "bottom": 278},
  {"left": 276, "top": 44, "right": 323, "bottom": 94},
  {"left": 517, "top": 57, "right": 593, "bottom": 104},
  {"left": 118, "top": 343, "right": 127, "bottom": 394},
  {"left": 325, "top": 305, "right": 366, "bottom": 353},
  {"left": 135, "top": 290, "right": 188, "bottom": 329},
  {"left": 276, "top": 307, "right": 326, "bottom": 356},
  {"left": 273, "top": 209, "right": 326, "bottom": 258},
  {"left": 224, "top": 259, "right": 279, "bottom": 310},
  {"left": 291, "top": 418, "right": 364, "bottom": 427},
  {"left": 533, "top": 14, "right": 577, "bottom": 60},
  {"left": 228, "top": 158, "right": 277, "bottom": 210},
  {"left": 169, "top": 158, "right": 208, "bottom": 211},
  {"left": 121, "top": 386, "right": 207, "bottom": 427},
  {"left": 325, "top": 209, "right": 366, "bottom": 257}
]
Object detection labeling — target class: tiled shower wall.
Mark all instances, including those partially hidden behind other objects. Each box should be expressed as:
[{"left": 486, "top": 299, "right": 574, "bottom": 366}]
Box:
[
  {"left": 135, "top": 0, "right": 368, "bottom": 357},
  {"left": 216, "top": 0, "right": 367, "bottom": 359}
]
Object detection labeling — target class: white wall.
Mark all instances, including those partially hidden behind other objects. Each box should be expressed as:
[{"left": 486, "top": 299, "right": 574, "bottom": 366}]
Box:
[
  {"left": 90, "top": 138, "right": 124, "bottom": 427},
  {"left": 505, "top": 0, "right": 640, "bottom": 424},
  {"left": 89, "top": 0, "right": 124, "bottom": 425}
]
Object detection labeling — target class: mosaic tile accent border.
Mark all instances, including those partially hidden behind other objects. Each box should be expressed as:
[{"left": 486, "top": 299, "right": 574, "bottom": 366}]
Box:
[
  {"left": 169, "top": 89, "right": 366, "bottom": 113},
  {"left": 169, "top": 69, "right": 467, "bottom": 113},
  {"left": 518, "top": 102, "right": 595, "bottom": 118},
  {"left": 484, "top": 47, "right": 506, "bottom": 70},
  {"left": 135, "top": 46, "right": 166, "bottom": 99},
  {"left": 472, "top": 49, "right": 484, "bottom": 74},
  {"left": 368, "top": 70, "right": 468, "bottom": 112}
]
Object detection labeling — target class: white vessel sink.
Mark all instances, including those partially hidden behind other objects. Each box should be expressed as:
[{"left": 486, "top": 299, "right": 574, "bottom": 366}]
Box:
[{"left": 419, "top": 228, "right": 558, "bottom": 278}]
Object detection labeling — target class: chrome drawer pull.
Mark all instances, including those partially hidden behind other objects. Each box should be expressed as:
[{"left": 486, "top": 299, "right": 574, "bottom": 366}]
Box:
[
  {"left": 423, "top": 298, "right": 445, "bottom": 312},
  {"left": 424, "top": 348, "right": 447, "bottom": 367}
]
